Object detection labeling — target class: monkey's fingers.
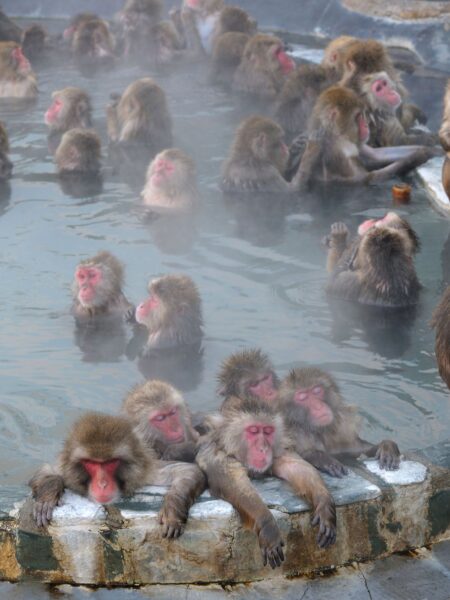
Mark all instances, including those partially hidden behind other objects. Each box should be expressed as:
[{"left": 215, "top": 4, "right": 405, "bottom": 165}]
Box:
[
  {"left": 33, "top": 501, "right": 54, "bottom": 528},
  {"left": 325, "top": 460, "right": 348, "bottom": 478},
  {"left": 316, "top": 522, "right": 336, "bottom": 548}
]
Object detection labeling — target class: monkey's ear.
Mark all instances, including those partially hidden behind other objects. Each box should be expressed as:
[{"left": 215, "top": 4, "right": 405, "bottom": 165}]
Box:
[
  {"left": 217, "top": 384, "right": 227, "bottom": 396},
  {"left": 328, "top": 107, "right": 339, "bottom": 121},
  {"left": 346, "top": 59, "right": 356, "bottom": 74},
  {"left": 251, "top": 132, "right": 267, "bottom": 159}
]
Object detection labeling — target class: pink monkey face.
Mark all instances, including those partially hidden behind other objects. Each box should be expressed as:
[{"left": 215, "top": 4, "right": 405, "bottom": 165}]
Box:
[
  {"left": 11, "top": 47, "right": 30, "bottom": 73},
  {"left": 371, "top": 77, "right": 401, "bottom": 109},
  {"left": 135, "top": 295, "right": 159, "bottom": 324},
  {"left": 150, "top": 157, "right": 176, "bottom": 187},
  {"left": 150, "top": 406, "right": 185, "bottom": 443},
  {"left": 81, "top": 459, "right": 120, "bottom": 504},
  {"left": 76, "top": 266, "right": 102, "bottom": 303},
  {"left": 45, "top": 98, "right": 63, "bottom": 125},
  {"left": 274, "top": 46, "right": 295, "bottom": 75},
  {"left": 294, "top": 385, "right": 334, "bottom": 427},
  {"left": 248, "top": 373, "right": 278, "bottom": 402},
  {"left": 245, "top": 423, "right": 275, "bottom": 472}
]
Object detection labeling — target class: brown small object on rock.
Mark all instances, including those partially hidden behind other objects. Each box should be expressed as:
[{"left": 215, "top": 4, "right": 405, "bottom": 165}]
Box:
[{"left": 392, "top": 183, "right": 411, "bottom": 204}]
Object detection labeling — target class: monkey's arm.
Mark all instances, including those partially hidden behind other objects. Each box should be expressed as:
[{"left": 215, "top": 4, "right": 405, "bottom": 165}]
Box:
[
  {"left": 352, "top": 438, "right": 400, "bottom": 471},
  {"left": 324, "top": 222, "right": 351, "bottom": 273},
  {"left": 197, "top": 443, "right": 285, "bottom": 568},
  {"left": 272, "top": 452, "right": 336, "bottom": 548},
  {"left": 161, "top": 441, "right": 198, "bottom": 462},
  {"left": 29, "top": 464, "right": 65, "bottom": 527},
  {"left": 106, "top": 95, "right": 120, "bottom": 142},
  {"left": 398, "top": 102, "right": 427, "bottom": 129},
  {"left": 302, "top": 449, "right": 349, "bottom": 478},
  {"left": 153, "top": 460, "right": 206, "bottom": 538},
  {"left": 290, "top": 140, "right": 322, "bottom": 189},
  {"left": 361, "top": 145, "right": 439, "bottom": 182}
]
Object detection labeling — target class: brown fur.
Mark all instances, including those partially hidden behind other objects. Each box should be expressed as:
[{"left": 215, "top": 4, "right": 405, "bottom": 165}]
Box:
[
  {"left": 292, "top": 86, "right": 435, "bottom": 186},
  {"left": 196, "top": 399, "right": 336, "bottom": 565},
  {"left": 210, "top": 31, "right": 250, "bottom": 87},
  {"left": 232, "top": 34, "right": 290, "bottom": 100},
  {"left": 217, "top": 348, "right": 279, "bottom": 400},
  {"left": 440, "top": 81, "right": 450, "bottom": 200},
  {"left": 29, "top": 411, "right": 205, "bottom": 536},
  {"left": 321, "top": 36, "right": 357, "bottom": 73},
  {"left": 107, "top": 78, "right": 172, "bottom": 150},
  {"left": 123, "top": 379, "right": 199, "bottom": 460},
  {"left": 141, "top": 148, "right": 199, "bottom": 214},
  {"left": 431, "top": 286, "right": 450, "bottom": 390},
  {"left": 55, "top": 128, "right": 101, "bottom": 174},
  {"left": 136, "top": 273, "right": 203, "bottom": 351},
  {"left": 22, "top": 24, "right": 47, "bottom": 62},
  {"left": 0, "top": 41, "right": 37, "bottom": 99},
  {"left": 46, "top": 87, "right": 92, "bottom": 133},
  {"left": 326, "top": 214, "right": 421, "bottom": 307},
  {"left": 216, "top": 6, "right": 256, "bottom": 36},
  {"left": 0, "top": 120, "right": 12, "bottom": 179},
  {"left": 180, "top": 0, "right": 224, "bottom": 56},
  {"left": 71, "top": 251, "right": 133, "bottom": 320},
  {"left": 72, "top": 17, "right": 115, "bottom": 64},
  {"left": 278, "top": 368, "right": 400, "bottom": 475}
]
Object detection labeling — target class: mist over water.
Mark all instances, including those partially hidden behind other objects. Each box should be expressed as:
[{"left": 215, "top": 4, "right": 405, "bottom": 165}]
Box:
[{"left": 0, "top": 17, "right": 448, "bottom": 495}]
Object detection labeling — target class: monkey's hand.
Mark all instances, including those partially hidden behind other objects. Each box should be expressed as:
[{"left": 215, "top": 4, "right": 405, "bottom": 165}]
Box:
[
  {"left": 32, "top": 497, "right": 62, "bottom": 528},
  {"left": 376, "top": 440, "right": 400, "bottom": 471},
  {"left": 257, "top": 514, "right": 285, "bottom": 569},
  {"left": 162, "top": 442, "right": 197, "bottom": 462},
  {"left": 311, "top": 496, "right": 336, "bottom": 548},
  {"left": 325, "top": 222, "right": 349, "bottom": 247},
  {"left": 29, "top": 470, "right": 65, "bottom": 528},
  {"left": 124, "top": 304, "right": 136, "bottom": 324},
  {"left": 307, "top": 451, "right": 348, "bottom": 478},
  {"left": 159, "top": 502, "right": 185, "bottom": 539}
]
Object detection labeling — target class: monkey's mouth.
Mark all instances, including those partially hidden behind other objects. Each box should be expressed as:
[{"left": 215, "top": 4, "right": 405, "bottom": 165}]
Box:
[
  {"left": 79, "top": 287, "right": 95, "bottom": 302},
  {"left": 168, "top": 434, "right": 185, "bottom": 444}
]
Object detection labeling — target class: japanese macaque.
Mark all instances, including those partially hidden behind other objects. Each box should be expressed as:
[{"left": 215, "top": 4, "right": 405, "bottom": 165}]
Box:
[
  {"left": 221, "top": 116, "right": 304, "bottom": 193},
  {"left": 196, "top": 400, "right": 336, "bottom": 568},
  {"left": 45, "top": 87, "right": 92, "bottom": 133},
  {"left": 439, "top": 80, "right": 450, "bottom": 200},
  {"left": 63, "top": 13, "right": 98, "bottom": 44},
  {"left": 232, "top": 34, "right": 295, "bottom": 100},
  {"left": 431, "top": 287, "right": 450, "bottom": 390},
  {"left": 288, "top": 86, "right": 436, "bottom": 186},
  {"left": 29, "top": 412, "right": 206, "bottom": 537},
  {"left": 21, "top": 24, "right": 48, "bottom": 64},
  {"left": 321, "top": 35, "right": 357, "bottom": 74},
  {"left": 0, "top": 121, "right": 12, "bottom": 180},
  {"left": 0, "top": 41, "right": 37, "bottom": 99},
  {"left": 123, "top": 380, "right": 199, "bottom": 461},
  {"left": 141, "top": 148, "right": 199, "bottom": 214},
  {"left": 351, "top": 71, "right": 437, "bottom": 147},
  {"left": 278, "top": 368, "right": 401, "bottom": 477},
  {"left": 325, "top": 212, "right": 421, "bottom": 307},
  {"left": 210, "top": 31, "right": 251, "bottom": 88},
  {"left": 71, "top": 251, "right": 134, "bottom": 322},
  {"left": 180, "top": 0, "right": 224, "bottom": 56},
  {"left": 218, "top": 348, "right": 280, "bottom": 413},
  {"left": 135, "top": 273, "right": 203, "bottom": 353},
  {"left": 54, "top": 129, "right": 101, "bottom": 175},
  {"left": 71, "top": 16, "right": 116, "bottom": 68},
  {"left": 107, "top": 78, "right": 173, "bottom": 151}
]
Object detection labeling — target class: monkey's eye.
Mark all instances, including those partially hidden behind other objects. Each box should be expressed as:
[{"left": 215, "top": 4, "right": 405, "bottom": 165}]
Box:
[
  {"left": 168, "top": 408, "right": 177, "bottom": 416},
  {"left": 247, "top": 425, "right": 260, "bottom": 435},
  {"left": 296, "top": 391, "right": 308, "bottom": 402},
  {"left": 263, "top": 426, "right": 274, "bottom": 436},
  {"left": 312, "top": 386, "right": 323, "bottom": 395},
  {"left": 153, "top": 414, "right": 166, "bottom": 422}
]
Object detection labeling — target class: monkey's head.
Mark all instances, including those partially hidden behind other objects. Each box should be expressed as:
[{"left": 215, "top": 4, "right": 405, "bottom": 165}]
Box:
[
  {"left": 341, "top": 39, "right": 391, "bottom": 81},
  {"left": 218, "top": 6, "right": 257, "bottom": 35},
  {"left": 22, "top": 24, "right": 46, "bottom": 59},
  {"left": 45, "top": 87, "right": 92, "bottom": 131},
  {"left": 278, "top": 368, "right": 343, "bottom": 431},
  {"left": 362, "top": 71, "right": 401, "bottom": 113},
  {"left": 135, "top": 273, "right": 202, "bottom": 332},
  {"left": 73, "top": 19, "right": 114, "bottom": 62},
  {"left": 55, "top": 128, "right": 101, "bottom": 174},
  {"left": 63, "top": 14, "right": 97, "bottom": 42},
  {"left": 124, "top": 380, "right": 188, "bottom": 445},
  {"left": 62, "top": 412, "right": 149, "bottom": 503},
  {"left": 243, "top": 34, "right": 294, "bottom": 77},
  {"left": 146, "top": 148, "right": 196, "bottom": 192},
  {"left": 312, "top": 86, "right": 369, "bottom": 144},
  {"left": 358, "top": 212, "right": 420, "bottom": 260},
  {"left": 184, "top": 0, "right": 224, "bottom": 15},
  {"left": 73, "top": 251, "right": 123, "bottom": 309},
  {"left": 218, "top": 348, "right": 279, "bottom": 402},
  {"left": 233, "top": 116, "right": 289, "bottom": 174},
  {"left": 0, "top": 42, "right": 32, "bottom": 76},
  {"left": 321, "top": 35, "right": 356, "bottom": 74},
  {"left": 221, "top": 399, "right": 284, "bottom": 476}
]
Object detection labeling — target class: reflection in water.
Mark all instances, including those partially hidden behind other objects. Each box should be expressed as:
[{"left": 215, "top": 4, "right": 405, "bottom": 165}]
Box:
[
  {"left": 74, "top": 319, "right": 129, "bottom": 363},
  {"left": 143, "top": 211, "right": 198, "bottom": 255},
  {"left": 58, "top": 172, "right": 103, "bottom": 198}
]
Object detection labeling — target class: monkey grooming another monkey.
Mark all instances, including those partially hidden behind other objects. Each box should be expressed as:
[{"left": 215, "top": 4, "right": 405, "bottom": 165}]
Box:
[
  {"left": 431, "top": 286, "right": 450, "bottom": 390},
  {"left": 71, "top": 251, "right": 134, "bottom": 322},
  {"left": 123, "top": 380, "right": 199, "bottom": 461},
  {"left": 288, "top": 86, "right": 437, "bottom": 186},
  {"left": 197, "top": 399, "right": 336, "bottom": 569},
  {"left": 55, "top": 129, "right": 101, "bottom": 176},
  {"left": 141, "top": 148, "right": 199, "bottom": 214},
  {"left": 278, "top": 368, "right": 400, "bottom": 477},
  {"left": 29, "top": 412, "right": 205, "bottom": 537},
  {"left": 325, "top": 212, "right": 421, "bottom": 308},
  {"left": 135, "top": 273, "right": 203, "bottom": 353},
  {"left": 0, "top": 41, "right": 37, "bottom": 99},
  {"left": 107, "top": 78, "right": 173, "bottom": 152}
]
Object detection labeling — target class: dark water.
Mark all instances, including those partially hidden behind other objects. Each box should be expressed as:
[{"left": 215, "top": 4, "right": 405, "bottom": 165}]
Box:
[{"left": 0, "top": 19, "right": 448, "bottom": 495}]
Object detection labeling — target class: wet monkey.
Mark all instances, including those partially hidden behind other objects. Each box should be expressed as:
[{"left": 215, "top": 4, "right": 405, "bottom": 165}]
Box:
[
  {"left": 71, "top": 16, "right": 116, "bottom": 68},
  {"left": 135, "top": 273, "right": 203, "bottom": 352},
  {"left": 232, "top": 34, "right": 295, "bottom": 100},
  {"left": 29, "top": 412, "right": 205, "bottom": 537},
  {"left": 210, "top": 31, "right": 250, "bottom": 88},
  {"left": 221, "top": 116, "right": 305, "bottom": 193},
  {"left": 45, "top": 87, "right": 92, "bottom": 133},
  {"left": 431, "top": 287, "right": 450, "bottom": 390},
  {"left": 217, "top": 348, "right": 279, "bottom": 412},
  {"left": 107, "top": 78, "right": 173, "bottom": 151},
  {"left": 0, "top": 41, "right": 37, "bottom": 99},
  {"left": 179, "top": 0, "right": 224, "bottom": 56},
  {"left": 71, "top": 251, "right": 134, "bottom": 322},
  {"left": 439, "top": 80, "right": 450, "bottom": 200},
  {"left": 21, "top": 24, "right": 48, "bottom": 64},
  {"left": 55, "top": 129, "right": 101, "bottom": 175},
  {"left": 278, "top": 368, "right": 401, "bottom": 477},
  {"left": 123, "top": 380, "right": 199, "bottom": 461},
  {"left": 289, "top": 86, "right": 436, "bottom": 186},
  {"left": 141, "top": 148, "right": 199, "bottom": 215},
  {"left": 62, "top": 13, "right": 98, "bottom": 44},
  {"left": 196, "top": 400, "right": 336, "bottom": 569},
  {"left": 325, "top": 212, "right": 421, "bottom": 307},
  {"left": 0, "top": 121, "right": 12, "bottom": 179}
]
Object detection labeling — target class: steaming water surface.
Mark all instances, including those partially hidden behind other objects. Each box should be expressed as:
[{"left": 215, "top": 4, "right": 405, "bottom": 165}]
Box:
[{"left": 0, "top": 27, "right": 449, "bottom": 490}]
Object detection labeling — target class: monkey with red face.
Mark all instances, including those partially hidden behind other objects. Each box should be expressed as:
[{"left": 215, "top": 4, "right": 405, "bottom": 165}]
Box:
[
  {"left": 0, "top": 41, "right": 37, "bottom": 99},
  {"left": 278, "top": 367, "right": 400, "bottom": 477}
]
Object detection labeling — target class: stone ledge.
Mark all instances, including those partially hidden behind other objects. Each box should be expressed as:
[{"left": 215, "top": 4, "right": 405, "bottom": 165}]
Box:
[
  {"left": 0, "top": 445, "right": 449, "bottom": 586},
  {"left": 417, "top": 157, "right": 450, "bottom": 218}
]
